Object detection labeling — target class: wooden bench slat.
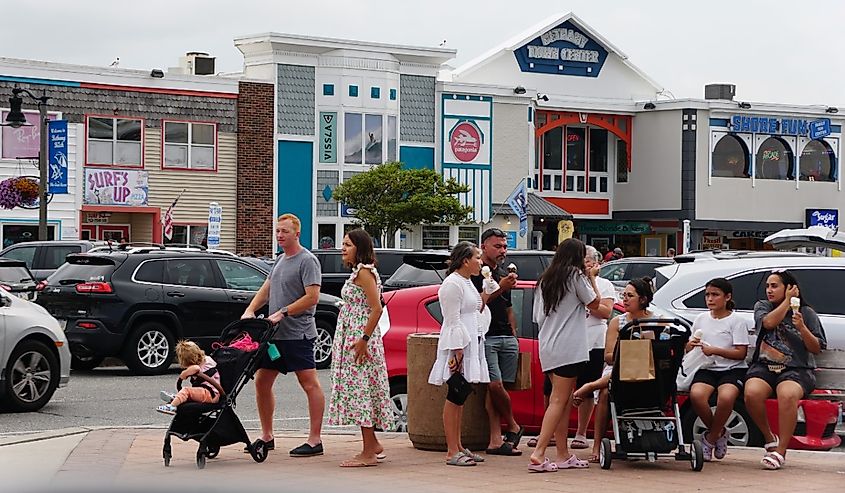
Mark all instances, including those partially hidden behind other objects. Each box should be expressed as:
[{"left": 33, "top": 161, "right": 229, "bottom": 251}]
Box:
[
  {"left": 814, "top": 369, "right": 845, "bottom": 392},
  {"left": 815, "top": 349, "right": 845, "bottom": 368}
]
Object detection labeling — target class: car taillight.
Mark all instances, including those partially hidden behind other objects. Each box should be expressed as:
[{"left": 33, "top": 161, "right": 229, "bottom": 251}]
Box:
[
  {"left": 75, "top": 282, "right": 113, "bottom": 294},
  {"left": 36, "top": 281, "right": 48, "bottom": 292},
  {"left": 0, "top": 285, "right": 10, "bottom": 292},
  {"left": 78, "top": 322, "right": 98, "bottom": 329}
]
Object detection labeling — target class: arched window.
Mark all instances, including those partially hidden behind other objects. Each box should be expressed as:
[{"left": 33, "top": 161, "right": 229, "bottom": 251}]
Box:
[
  {"left": 755, "top": 137, "right": 794, "bottom": 180},
  {"left": 800, "top": 140, "right": 836, "bottom": 182},
  {"left": 712, "top": 135, "right": 750, "bottom": 178}
]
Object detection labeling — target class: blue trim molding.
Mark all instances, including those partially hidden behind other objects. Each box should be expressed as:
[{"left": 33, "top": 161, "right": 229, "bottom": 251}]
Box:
[
  {"left": 277, "top": 140, "right": 314, "bottom": 248},
  {"left": 322, "top": 84, "right": 334, "bottom": 96},
  {"left": 389, "top": 88, "right": 397, "bottom": 101},
  {"left": 370, "top": 87, "right": 380, "bottom": 99},
  {"left": 348, "top": 85, "right": 358, "bottom": 97},
  {"left": 399, "top": 146, "right": 434, "bottom": 170}
]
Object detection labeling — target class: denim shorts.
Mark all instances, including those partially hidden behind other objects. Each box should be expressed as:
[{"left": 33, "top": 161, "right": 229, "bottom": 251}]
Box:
[{"left": 484, "top": 336, "right": 519, "bottom": 383}]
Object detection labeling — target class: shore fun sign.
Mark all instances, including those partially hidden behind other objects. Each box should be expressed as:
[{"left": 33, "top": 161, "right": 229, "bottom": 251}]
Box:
[
  {"left": 84, "top": 169, "right": 148, "bottom": 206},
  {"left": 514, "top": 20, "right": 608, "bottom": 77},
  {"left": 729, "top": 115, "right": 833, "bottom": 140}
]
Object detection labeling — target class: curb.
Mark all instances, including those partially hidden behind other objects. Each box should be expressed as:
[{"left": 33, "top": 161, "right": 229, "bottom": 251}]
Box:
[{"left": 0, "top": 427, "right": 91, "bottom": 447}]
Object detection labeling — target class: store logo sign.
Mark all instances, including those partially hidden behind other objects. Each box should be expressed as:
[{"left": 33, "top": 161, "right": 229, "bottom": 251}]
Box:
[
  {"left": 449, "top": 121, "right": 482, "bottom": 163},
  {"left": 806, "top": 208, "right": 838, "bottom": 229},
  {"left": 729, "top": 115, "right": 833, "bottom": 140},
  {"left": 319, "top": 112, "right": 337, "bottom": 164},
  {"left": 514, "top": 20, "right": 608, "bottom": 77}
]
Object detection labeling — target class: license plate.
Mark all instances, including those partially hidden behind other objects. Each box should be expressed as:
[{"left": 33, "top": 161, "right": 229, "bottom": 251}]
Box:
[{"left": 57, "top": 319, "right": 67, "bottom": 330}]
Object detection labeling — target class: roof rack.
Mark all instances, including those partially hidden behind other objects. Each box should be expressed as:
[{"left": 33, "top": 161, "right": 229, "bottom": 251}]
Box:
[{"left": 164, "top": 243, "right": 208, "bottom": 251}]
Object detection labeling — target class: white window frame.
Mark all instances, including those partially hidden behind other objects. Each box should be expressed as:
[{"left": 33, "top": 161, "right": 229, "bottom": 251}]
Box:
[
  {"left": 164, "top": 223, "right": 208, "bottom": 247},
  {"left": 342, "top": 112, "right": 398, "bottom": 168},
  {"left": 85, "top": 115, "right": 144, "bottom": 167},
  {"left": 422, "top": 225, "right": 450, "bottom": 250},
  {"left": 162, "top": 121, "right": 217, "bottom": 171}
]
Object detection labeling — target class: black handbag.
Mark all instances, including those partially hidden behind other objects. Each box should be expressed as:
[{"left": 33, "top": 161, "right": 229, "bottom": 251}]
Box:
[{"left": 446, "top": 372, "right": 473, "bottom": 405}]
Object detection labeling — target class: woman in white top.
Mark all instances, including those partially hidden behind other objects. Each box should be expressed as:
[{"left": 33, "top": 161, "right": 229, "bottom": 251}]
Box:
[
  {"left": 428, "top": 241, "right": 493, "bottom": 466},
  {"left": 686, "top": 277, "right": 750, "bottom": 462},
  {"left": 528, "top": 238, "right": 600, "bottom": 473}
]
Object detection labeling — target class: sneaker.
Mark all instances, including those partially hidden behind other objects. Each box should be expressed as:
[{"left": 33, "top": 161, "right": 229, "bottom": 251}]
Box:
[
  {"left": 160, "top": 391, "right": 176, "bottom": 403},
  {"left": 699, "top": 433, "right": 714, "bottom": 462},
  {"left": 714, "top": 433, "right": 729, "bottom": 460},
  {"left": 156, "top": 404, "right": 177, "bottom": 415}
]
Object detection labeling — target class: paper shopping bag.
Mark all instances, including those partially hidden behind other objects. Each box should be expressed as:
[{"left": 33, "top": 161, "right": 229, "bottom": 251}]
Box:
[
  {"left": 619, "top": 339, "right": 655, "bottom": 382},
  {"left": 505, "top": 352, "right": 532, "bottom": 391}
]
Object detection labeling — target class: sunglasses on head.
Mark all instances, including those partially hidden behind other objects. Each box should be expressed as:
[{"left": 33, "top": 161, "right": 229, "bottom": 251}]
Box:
[{"left": 481, "top": 228, "right": 506, "bottom": 242}]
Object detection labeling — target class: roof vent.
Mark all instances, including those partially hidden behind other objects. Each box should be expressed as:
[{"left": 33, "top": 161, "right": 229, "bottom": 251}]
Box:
[{"left": 704, "top": 84, "right": 736, "bottom": 101}]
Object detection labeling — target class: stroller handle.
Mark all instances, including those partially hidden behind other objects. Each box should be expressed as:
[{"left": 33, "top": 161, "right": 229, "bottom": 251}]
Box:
[{"left": 618, "top": 317, "right": 692, "bottom": 339}]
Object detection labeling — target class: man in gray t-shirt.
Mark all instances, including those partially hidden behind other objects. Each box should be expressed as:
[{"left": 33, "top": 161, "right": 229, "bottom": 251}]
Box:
[{"left": 242, "top": 214, "right": 325, "bottom": 457}]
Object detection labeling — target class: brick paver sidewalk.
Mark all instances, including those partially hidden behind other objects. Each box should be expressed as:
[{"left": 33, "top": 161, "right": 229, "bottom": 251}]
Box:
[{"left": 52, "top": 429, "right": 845, "bottom": 492}]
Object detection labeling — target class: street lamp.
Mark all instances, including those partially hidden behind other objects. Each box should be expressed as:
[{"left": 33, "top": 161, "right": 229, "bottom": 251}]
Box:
[{"left": 3, "top": 87, "right": 50, "bottom": 240}]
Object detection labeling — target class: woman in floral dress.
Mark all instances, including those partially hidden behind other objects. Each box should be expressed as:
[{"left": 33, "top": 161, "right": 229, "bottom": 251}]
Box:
[{"left": 328, "top": 228, "right": 394, "bottom": 467}]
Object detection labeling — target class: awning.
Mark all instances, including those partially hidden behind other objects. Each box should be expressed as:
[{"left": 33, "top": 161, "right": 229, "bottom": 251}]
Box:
[{"left": 493, "top": 193, "right": 573, "bottom": 219}]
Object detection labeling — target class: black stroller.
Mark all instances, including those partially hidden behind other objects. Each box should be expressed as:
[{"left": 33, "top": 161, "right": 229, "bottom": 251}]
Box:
[
  {"left": 598, "top": 317, "right": 705, "bottom": 471},
  {"left": 162, "top": 318, "right": 275, "bottom": 469}
]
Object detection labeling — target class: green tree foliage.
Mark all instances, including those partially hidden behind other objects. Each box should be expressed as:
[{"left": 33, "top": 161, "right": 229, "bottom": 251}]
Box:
[{"left": 332, "top": 162, "right": 473, "bottom": 246}]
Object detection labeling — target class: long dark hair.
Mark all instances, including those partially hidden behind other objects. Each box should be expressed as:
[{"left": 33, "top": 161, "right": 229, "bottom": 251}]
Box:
[
  {"left": 627, "top": 277, "right": 654, "bottom": 309},
  {"left": 344, "top": 228, "right": 376, "bottom": 268},
  {"left": 446, "top": 241, "right": 477, "bottom": 275},
  {"left": 705, "top": 277, "right": 735, "bottom": 311},
  {"left": 768, "top": 270, "right": 807, "bottom": 307},
  {"left": 539, "top": 238, "right": 587, "bottom": 316}
]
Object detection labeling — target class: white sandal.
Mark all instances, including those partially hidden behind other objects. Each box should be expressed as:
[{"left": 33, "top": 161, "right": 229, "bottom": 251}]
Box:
[
  {"left": 763, "top": 434, "right": 779, "bottom": 452},
  {"left": 762, "top": 451, "right": 785, "bottom": 470}
]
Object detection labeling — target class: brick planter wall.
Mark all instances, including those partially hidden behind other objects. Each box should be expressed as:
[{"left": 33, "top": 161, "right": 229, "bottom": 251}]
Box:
[{"left": 237, "top": 81, "right": 275, "bottom": 256}]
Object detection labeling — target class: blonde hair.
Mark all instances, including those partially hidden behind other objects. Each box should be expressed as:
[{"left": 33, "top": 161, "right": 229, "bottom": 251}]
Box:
[
  {"left": 175, "top": 340, "right": 205, "bottom": 368},
  {"left": 277, "top": 213, "right": 301, "bottom": 233}
]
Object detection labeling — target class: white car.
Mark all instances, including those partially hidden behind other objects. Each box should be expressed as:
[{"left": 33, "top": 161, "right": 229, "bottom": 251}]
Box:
[{"left": 0, "top": 289, "right": 70, "bottom": 412}]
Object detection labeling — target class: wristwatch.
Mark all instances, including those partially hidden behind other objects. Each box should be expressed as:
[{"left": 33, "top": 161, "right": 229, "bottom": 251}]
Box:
[
  {"left": 280, "top": 306, "right": 289, "bottom": 318},
  {"left": 361, "top": 334, "right": 371, "bottom": 342}
]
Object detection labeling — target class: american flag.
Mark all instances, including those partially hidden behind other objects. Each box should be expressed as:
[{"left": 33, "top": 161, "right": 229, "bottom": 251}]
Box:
[{"left": 162, "top": 190, "right": 184, "bottom": 241}]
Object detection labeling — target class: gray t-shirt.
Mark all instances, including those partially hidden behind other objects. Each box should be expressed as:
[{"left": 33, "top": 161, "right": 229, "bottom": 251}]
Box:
[
  {"left": 753, "top": 300, "right": 827, "bottom": 369},
  {"left": 532, "top": 273, "right": 596, "bottom": 371},
  {"left": 269, "top": 249, "right": 321, "bottom": 340}
]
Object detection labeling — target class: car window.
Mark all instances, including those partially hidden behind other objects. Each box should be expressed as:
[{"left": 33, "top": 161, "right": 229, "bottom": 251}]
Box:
[
  {"left": 165, "top": 259, "right": 218, "bottom": 288},
  {"left": 385, "top": 264, "right": 445, "bottom": 288},
  {"left": 505, "top": 256, "right": 545, "bottom": 280},
  {"left": 316, "top": 252, "right": 347, "bottom": 274},
  {"left": 791, "top": 268, "right": 845, "bottom": 316},
  {"left": 600, "top": 263, "right": 628, "bottom": 281},
  {"left": 3, "top": 246, "right": 37, "bottom": 269},
  {"left": 43, "top": 246, "right": 82, "bottom": 270},
  {"left": 217, "top": 259, "right": 267, "bottom": 291},
  {"left": 512, "top": 288, "right": 539, "bottom": 340},
  {"left": 628, "top": 262, "right": 665, "bottom": 280},
  {"left": 375, "top": 253, "right": 404, "bottom": 277},
  {"left": 51, "top": 256, "right": 116, "bottom": 283},
  {"left": 426, "top": 299, "right": 443, "bottom": 324},
  {"left": 683, "top": 271, "right": 766, "bottom": 310},
  {"left": 0, "top": 265, "right": 34, "bottom": 283},
  {"left": 134, "top": 260, "right": 164, "bottom": 284}
]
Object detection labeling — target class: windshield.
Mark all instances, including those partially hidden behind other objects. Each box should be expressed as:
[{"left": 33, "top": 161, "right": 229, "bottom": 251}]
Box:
[
  {"left": 48, "top": 258, "right": 116, "bottom": 284},
  {"left": 0, "top": 266, "right": 33, "bottom": 284},
  {"left": 384, "top": 263, "right": 446, "bottom": 288}
]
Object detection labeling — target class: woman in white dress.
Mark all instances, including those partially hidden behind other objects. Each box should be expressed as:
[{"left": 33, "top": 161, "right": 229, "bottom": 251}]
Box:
[{"left": 428, "top": 241, "right": 495, "bottom": 466}]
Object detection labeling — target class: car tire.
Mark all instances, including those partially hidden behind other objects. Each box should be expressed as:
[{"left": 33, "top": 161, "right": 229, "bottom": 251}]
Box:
[
  {"left": 2, "top": 340, "right": 60, "bottom": 412},
  {"left": 70, "top": 354, "right": 104, "bottom": 371},
  {"left": 313, "top": 318, "right": 335, "bottom": 370},
  {"left": 681, "top": 400, "right": 763, "bottom": 448},
  {"left": 123, "top": 321, "right": 175, "bottom": 375},
  {"left": 388, "top": 381, "right": 408, "bottom": 433}
]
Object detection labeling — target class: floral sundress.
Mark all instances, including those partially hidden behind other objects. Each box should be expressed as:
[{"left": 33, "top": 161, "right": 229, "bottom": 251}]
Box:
[{"left": 327, "top": 263, "right": 394, "bottom": 429}]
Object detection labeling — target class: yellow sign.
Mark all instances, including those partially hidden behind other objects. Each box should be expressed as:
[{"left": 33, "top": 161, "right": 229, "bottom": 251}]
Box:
[{"left": 558, "top": 220, "right": 574, "bottom": 243}]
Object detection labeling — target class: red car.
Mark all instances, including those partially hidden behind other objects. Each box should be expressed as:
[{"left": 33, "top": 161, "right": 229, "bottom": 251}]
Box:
[{"left": 382, "top": 283, "right": 842, "bottom": 451}]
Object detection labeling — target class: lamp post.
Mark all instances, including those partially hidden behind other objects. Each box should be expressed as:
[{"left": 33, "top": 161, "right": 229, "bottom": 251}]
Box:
[{"left": 3, "top": 87, "right": 51, "bottom": 240}]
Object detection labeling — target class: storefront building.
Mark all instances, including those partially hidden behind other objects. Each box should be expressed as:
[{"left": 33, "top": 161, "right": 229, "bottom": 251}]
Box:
[{"left": 0, "top": 56, "right": 240, "bottom": 250}]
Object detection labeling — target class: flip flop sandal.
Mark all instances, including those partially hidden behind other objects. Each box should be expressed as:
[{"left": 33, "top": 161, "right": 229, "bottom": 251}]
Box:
[
  {"left": 528, "top": 458, "right": 558, "bottom": 473},
  {"left": 572, "top": 395, "right": 584, "bottom": 406},
  {"left": 504, "top": 426, "right": 525, "bottom": 448},
  {"left": 587, "top": 454, "right": 600, "bottom": 463},
  {"left": 762, "top": 451, "right": 785, "bottom": 470},
  {"left": 446, "top": 451, "right": 476, "bottom": 466},
  {"left": 340, "top": 459, "right": 378, "bottom": 468},
  {"left": 486, "top": 442, "right": 522, "bottom": 456},
  {"left": 376, "top": 453, "right": 387, "bottom": 462},
  {"left": 464, "top": 449, "right": 485, "bottom": 462},
  {"left": 555, "top": 455, "right": 589, "bottom": 469},
  {"left": 570, "top": 435, "right": 589, "bottom": 449},
  {"left": 526, "top": 437, "right": 538, "bottom": 447}
]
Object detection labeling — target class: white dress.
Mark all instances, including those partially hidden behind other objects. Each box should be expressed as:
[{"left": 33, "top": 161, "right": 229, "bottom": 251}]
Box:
[{"left": 428, "top": 272, "right": 491, "bottom": 385}]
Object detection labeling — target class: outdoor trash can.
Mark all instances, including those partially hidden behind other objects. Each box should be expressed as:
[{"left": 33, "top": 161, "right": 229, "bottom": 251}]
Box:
[{"left": 406, "top": 333, "right": 488, "bottom": 451}]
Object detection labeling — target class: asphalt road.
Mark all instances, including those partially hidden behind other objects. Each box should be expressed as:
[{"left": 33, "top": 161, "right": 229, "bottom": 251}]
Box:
[{"left": 0, "top": 366, "right": 334, "bottom": 436}]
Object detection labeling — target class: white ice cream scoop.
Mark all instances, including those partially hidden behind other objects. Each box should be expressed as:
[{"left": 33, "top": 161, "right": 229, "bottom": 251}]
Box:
[
  {"left": 693, "top": 329, "right": 704, "bottom": 339},
  {"left": 481, "top": 265, "right": 491, "bottom": 279},
  {"left": 790, "top": 296, "right": 801, "bottom": 311},
  {"left": 507, "top": 263, "right": 517, "bottom": 274}
]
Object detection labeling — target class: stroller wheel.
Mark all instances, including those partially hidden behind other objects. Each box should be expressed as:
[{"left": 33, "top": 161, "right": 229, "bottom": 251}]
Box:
[
  {"left": 206, "top": 445, "right": 220, "bottom": 459},
  {"left": 599, "top": 438, "right": 613, "bottom": 470},
  {"left": 196, "top": 446, "right": 208, "bottom": 469},
  {"left": 690, "top": 440, "right": 704, "bottom": 472},
  {"left": 251, "top": 441, "right": 268, "bottom": 463}
]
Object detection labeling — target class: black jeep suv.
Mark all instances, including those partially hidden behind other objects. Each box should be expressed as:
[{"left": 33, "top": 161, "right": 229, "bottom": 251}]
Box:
[{"left": 36, "top": 248, "right": 340, "bottom": 374}]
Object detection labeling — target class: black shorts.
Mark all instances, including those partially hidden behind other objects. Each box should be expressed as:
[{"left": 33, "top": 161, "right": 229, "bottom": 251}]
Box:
[
  {"left": 576, "top": 348, "right": 605, "bottom": 388},
  {"left": 258, "top": 337, "right": 316, "bottom": 373},
  {"left": 745, "top": 362, "right": 816, "bottom": 399},
  {"left": 691, "top": 368, "right": 746, "bottom": 390},
  {"left": 543, "top": 361, "right": 588, "bottom": 395}
]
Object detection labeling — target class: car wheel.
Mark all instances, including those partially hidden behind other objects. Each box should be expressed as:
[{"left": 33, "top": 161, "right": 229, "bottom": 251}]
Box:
[
  {"left": 123, "top": 321, "right": 175, "bottom": 375},
  {"left": 71, "top": 354, "right": 104, "bottom": 371},
  {"left": 313, "top": 318, "right": 334, "bottom": 370},
  {"left": 2, "top": 340, "right": 60, "bottom": 412},
  {"left": 682, "top": 401, "right": 763, "bottom": 448},
  {"left": 388, "top": 382, "right": 408, "bottom": 432}
]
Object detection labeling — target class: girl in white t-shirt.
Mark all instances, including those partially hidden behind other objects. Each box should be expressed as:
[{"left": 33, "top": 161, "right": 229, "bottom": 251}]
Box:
[{"left": 686, "top": 277, "right": 751, "bottom": 462}]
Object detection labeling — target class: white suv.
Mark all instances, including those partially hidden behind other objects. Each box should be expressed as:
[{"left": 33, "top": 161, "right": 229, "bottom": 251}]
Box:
[{"left": 653, "top": 252, "right": 845, "bottom": 350}]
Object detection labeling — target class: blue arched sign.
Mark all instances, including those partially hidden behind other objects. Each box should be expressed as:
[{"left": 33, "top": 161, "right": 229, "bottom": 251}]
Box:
[{"left": 514, "top": 21, "right": 608, "bottom": 77}]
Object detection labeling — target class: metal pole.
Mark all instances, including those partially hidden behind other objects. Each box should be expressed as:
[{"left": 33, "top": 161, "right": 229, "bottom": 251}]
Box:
[{"left": 38, "top": 100, "right": 48, "bottom": 240}]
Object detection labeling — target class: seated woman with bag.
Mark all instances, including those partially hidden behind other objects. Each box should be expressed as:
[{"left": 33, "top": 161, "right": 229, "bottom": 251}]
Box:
[
  {"left": 685, "top": 278, "right": 750, "bottom": 462},
  {"left": 744, "top": 270, "right": 826, "bottom": 470}
]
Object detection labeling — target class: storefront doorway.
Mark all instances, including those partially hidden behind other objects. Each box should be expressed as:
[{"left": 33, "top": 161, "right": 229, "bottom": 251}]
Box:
[{"left": 80, "top": 224, "right": 130, "bottom": 242}]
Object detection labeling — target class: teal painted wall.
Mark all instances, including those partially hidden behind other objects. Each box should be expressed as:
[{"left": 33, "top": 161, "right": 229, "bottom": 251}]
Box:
[
  {"left": 277, "top": 140, "right": 314, "bottom": 248},
  {"left": 399, "top": 146, "right": 435, "bottom": 170}
]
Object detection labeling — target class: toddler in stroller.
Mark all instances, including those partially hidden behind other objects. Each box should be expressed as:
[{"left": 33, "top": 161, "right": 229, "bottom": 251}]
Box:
[
  {"left": 157, "top": 341, "right": 223, "bottom": 414},
  {"left": 161, "top": 318, "right": 276, "bottom": 469}
]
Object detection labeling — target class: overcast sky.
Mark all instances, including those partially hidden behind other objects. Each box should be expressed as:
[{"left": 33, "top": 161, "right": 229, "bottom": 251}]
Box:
[{"left": 4, "top": 0, "right": 842, "bottom": 106}]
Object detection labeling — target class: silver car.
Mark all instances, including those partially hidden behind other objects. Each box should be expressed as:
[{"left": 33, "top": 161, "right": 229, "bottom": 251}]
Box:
[{"left": 0, "top": 289, "right": 70, "bottom": 412}]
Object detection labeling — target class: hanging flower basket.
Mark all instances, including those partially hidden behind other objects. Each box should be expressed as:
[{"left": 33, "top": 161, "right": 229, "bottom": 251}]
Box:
[{"left": 0, "top": 177, "right": 40, "bottom": 209}]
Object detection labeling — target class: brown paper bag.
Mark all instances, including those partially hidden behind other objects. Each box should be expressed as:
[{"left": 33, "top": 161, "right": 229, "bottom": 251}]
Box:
[
  {"left": 619, "top": 339, "right": 655, "bottom": 382},
  {"left": 505, "top": 352, "right": 532, "bottom": 391}
]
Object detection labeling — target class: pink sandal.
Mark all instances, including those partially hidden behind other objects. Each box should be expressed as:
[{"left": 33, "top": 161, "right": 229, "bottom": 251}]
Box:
[
  {"left": 555, "top": 454, "right": 589, "bottom": 469},
  {"left": 528, "top": 458, "right": 558, "bottom": 473}
]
